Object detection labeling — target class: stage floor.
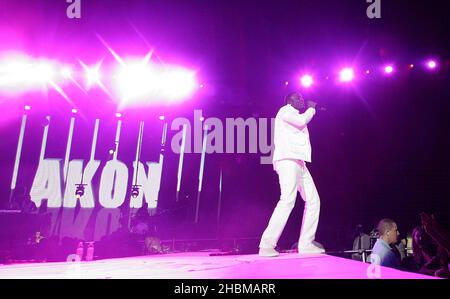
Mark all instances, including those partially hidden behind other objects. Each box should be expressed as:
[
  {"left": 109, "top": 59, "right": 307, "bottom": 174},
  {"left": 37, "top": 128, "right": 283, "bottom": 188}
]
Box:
[{"left": 0, "top": 252, "right": 434, "bottom": 279}]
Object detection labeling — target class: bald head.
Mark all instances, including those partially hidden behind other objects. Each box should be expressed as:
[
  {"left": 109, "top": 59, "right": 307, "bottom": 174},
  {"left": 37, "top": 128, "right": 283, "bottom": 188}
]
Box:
[{"left": 377, "top": 218, "right": 399, "bottom": 244}]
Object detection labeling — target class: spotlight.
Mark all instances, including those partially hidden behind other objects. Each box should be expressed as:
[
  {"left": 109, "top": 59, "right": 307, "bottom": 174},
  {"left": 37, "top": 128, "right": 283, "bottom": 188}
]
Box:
[
  {"left": 384, "top": 65, "right": 394, "bottom": 74},
  {"left": 199, "top": 116, "right": 205, "bottom": 122},
  {"left": 75, "top": 183, "right": 87, "bottom": 198},
  {"left": 34, "top": 62, "right": 55, "bottom": 83},
  {"left": 158, "top": 115, "right": 165, "bottom": 121},
  {"left": 24, "top": 105, "right": 31, "bottom": 111},
  {"left": 131, "top": 185, "right": 141, "bottom": 198},
  {"left": 300, "top": 74, "right": 314, "bottom": 88},
  {"left": 199, "top": 84, "right": 204, "bottom": 88},
  {"left": 284, "top": 81, "right": 289, "bottom": 86},
  {"left": 427, "top": 60, "right": 437, "bottom": 69},
  {"left": 80, "top": 60, "right": 103, "bottom": 89},
  {"left": 71, "top": 108, "right": 78, "bottom": 114},
  {"left": 61, "top": 67, "right": 73, "bottom": 78},
  {"left": 108, "top": 149, "right": 115, "bottom": 155},
  {"left": 115, "top": 112, "right": 122, "bottom": 118},
  {"left": 339, "top": 67, "right": 355, "bottom": 82},
  {"left": 409, "top": 64, "right": 414, "bottom": 69},
  {"left": 365, "top": 70, "right": 370, "bottom": 74}
]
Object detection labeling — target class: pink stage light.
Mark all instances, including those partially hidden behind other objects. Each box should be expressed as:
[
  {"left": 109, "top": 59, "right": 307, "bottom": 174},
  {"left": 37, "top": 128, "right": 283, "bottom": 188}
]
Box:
[
  {"left": 79, "top": 60, "right": 103, "bottom": 89},
  {"left": 427, "top": 60, "right": 437, "bottom": 69},
  {"left": 24, "top": 105, "right": 31, "bottom": 111},
  {"left": 365, "top": 70, "right": 370, "bottom": 74},
  {"left": 384, "top": 65, "right": 394, "bottom": 74},
  {"left": 0, "top": 54, "right": 60, "bottom": 95},
  {"left": 300, "top": 74, "right": 313, "bottom": 88},
  {"left": 115, "top": 112, "right": 122, "bottom": 118},
  {"left": 61, "top": 67, "right": 73, "bottom": 78},
  {"left": 339, "top": 67, "right": 355, "bottom": 82},
  {"left": 71, "top": 108, "right": 78, "bottom": 114},
  {"left": 113, "top": 57, "right": 198, "bottom": 107},
  {"left": 158, "top": 115, "right": 165, "bottom": 121},
  {"left": 284, "top": 81, "right": 289, "bottom": 86}
]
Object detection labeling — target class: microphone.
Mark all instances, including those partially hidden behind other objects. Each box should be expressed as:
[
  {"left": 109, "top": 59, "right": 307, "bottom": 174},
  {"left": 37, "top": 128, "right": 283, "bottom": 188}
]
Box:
[
  {"left": 316, "top": 104, "right": 327, "bottom": 111},
  {"left": 307, "top": 100, "right": 327, "bottom": 111}
]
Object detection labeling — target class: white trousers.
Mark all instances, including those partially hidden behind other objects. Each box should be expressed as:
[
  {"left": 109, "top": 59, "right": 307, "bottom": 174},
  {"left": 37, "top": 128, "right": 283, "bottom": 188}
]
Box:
[{"left": 259, "top": 159, "right": 320, "bottom": 249}]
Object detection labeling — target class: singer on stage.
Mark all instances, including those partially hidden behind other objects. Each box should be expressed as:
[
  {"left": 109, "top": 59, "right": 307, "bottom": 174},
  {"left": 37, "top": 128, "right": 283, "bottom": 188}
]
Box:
[{"left": 259, "top": 91, "right": 324, "bottom": 256}]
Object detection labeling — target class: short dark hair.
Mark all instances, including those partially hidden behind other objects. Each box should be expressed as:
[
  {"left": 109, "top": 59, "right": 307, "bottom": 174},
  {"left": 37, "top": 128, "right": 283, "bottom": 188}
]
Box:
[
  {"left": 284, "top": 91, "right": 302, "bottom": 105},
  {"left": 377, "top": 218, "right": 396, "bottom": 236}
]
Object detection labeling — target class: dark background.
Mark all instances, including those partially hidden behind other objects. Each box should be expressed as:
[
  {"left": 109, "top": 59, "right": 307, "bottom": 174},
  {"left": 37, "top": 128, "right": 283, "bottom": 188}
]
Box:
[{"left": 0, "top": 0, "right": 449, "bottom": 252}]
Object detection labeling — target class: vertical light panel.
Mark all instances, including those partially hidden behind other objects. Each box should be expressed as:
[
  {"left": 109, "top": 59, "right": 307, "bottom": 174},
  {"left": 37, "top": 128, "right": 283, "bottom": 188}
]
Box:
[
  {"left": 198, "top": 124, "right": 209, "bottom": 192},
  {"left": 132, "top": 121, "right": 145, "bottom": 184},
  {"left": 195, "top": 124, "right": 209, "bottom": 223},
  {"left": 10, "top": 114, "right": 27, "bottom": 190},
  {"left": 90, "top": 119, "right": 100, "bottom": 161},
  {"left": 113, "top": 119, "right": 122, "bottom": 160},
  {"left": 39, "top": 116, "right": 51, "bottom": 162},
  {"left": 63, "top": 117, "right": 76, "bottom": 182},
  {"left": 217, "top": 168, "right": 223, "bottom": 228},
  {"left": 176, "top": 124, "right": 187, "bottom": 197}
]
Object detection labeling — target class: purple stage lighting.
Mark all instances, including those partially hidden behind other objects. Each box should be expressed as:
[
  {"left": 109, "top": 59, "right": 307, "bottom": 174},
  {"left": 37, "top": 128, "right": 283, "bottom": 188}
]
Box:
[
  {"left": 365, "top": 70, "right": 370, "bottom": 75},
  {"left": 113, "top": 58, "right": 198, "bottom": 107},
  {"left": 300, "top": 74, "right": 313, "bottom": 88},
  {"left": 80, "top": 61, "right": 102, "bottom": 89},
  {"left": 24, "top": 105, "right": 31, "bottom": 111},
  {"left": 339, "top": 67, "right": 355, "bottom": 82},
  {"left": 71, "top": 108, "right": 78, "bottom": 114},
  {"left": 61, "top": 67, "right": 73, "bottom": 78},
  {"left": 384, "top": 65, "right": 394, "bottom": 74},
  {"left": 427, "top": 60, "right": 437, "bottom": 69},
  {"left": 115, "top": 112, "right": 122, "bottom": 118},
  {"left": 159, "top": 115, "right": 165, "bottom": 121}
]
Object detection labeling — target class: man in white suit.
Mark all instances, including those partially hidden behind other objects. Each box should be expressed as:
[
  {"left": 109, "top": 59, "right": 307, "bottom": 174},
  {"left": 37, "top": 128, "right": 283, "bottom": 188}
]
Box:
[{"left": 259, "top": 92, "right": 324, "bottom": 256}]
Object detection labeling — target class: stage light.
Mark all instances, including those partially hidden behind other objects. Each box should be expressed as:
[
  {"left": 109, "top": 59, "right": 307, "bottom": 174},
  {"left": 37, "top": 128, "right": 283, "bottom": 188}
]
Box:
[
  {"left": 113, "top": 58, "right": 198, "bottom": 107},
  {"left": 409, "top": 64, "right": 414, "bottom": 69},
  {"left": 365, "top": 70, "right": 370, "bottom": 74},
  {"left": 71, "top": 108, "right": 78, "bottom": 114},
  {"left": 115, "top": 60, "right": 154, "bottom": 101},
  {"left": 34, "top": 62, "right": 55, "bottom": 82},
  {"left": 300, "top": 74, "right": 314, "bottom": 88},
  {"left": 199, "top": 116, "right": 205, "bottom": 122},
  {"left": 115, "top": 112, "right": 122, "bottom": 118},
  {"left": 24, "top": 105, "right": 31, "bottom": 111},
  {"left": 284, "top": 81, "right": 289, "bottom": 86},
  {"left": 384, "top": 65, "right": 394, "bottom": 74},
  {"left": 159, "top": 67, "right": 198, "bottom": 100},
  {"left": 108, "top": 149, "right": 115, "bottom": 155},
  {"left": 159, "top": 115, "right": 165, "bottom": 121},
  {"left": 61, "top": 67, "right": 73, "bottom": 78},
  {"left": 427, "top": 60, "right": 437, "bottom": 69},
  {"left": 79, "top": 60, "right": 103, "bottom": 89},
  {"left": 339, "top": 67, "right": 355, "bottom": 82}
]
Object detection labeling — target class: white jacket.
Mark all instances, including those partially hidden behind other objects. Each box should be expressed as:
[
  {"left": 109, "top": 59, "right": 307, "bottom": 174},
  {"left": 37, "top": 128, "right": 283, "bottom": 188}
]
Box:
[{"left": 272, "top": 104, "right": 316, "bottom": 165}]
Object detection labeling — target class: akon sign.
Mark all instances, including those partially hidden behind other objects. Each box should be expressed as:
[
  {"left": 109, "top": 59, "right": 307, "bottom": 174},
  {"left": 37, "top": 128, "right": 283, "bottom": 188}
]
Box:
[{"left": 12, "top": 115, "right": 165, "bottom": 210}]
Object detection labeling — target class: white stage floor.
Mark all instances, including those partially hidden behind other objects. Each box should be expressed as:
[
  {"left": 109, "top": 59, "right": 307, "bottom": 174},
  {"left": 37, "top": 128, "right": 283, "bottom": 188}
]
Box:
[{"left": 0, "top": 252, "right": 434, "bottom": 279}]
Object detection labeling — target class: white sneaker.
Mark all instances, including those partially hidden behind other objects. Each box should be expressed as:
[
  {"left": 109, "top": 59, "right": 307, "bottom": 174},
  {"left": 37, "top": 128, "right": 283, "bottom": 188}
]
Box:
[
  {"left": 298, "top": 242, "right": 325, "bottom": 254},
  {"left": 258, "top": 247, "right": 280, "bottom": 257}
]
